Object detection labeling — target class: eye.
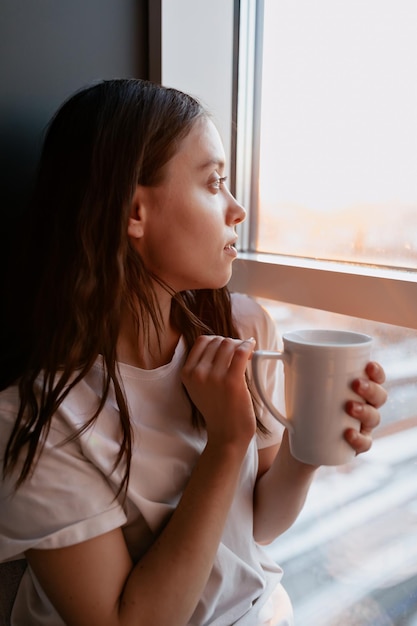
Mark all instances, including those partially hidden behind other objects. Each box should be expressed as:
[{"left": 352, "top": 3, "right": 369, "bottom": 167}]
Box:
[{"left": 209, "top": 175, "right": 228, "bottom": 191}]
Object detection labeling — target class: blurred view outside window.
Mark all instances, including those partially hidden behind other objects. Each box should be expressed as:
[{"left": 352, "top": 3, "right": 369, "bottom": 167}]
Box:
[
  {"left": 257, "top": 0, "right": 417, "bottom": 269},
  {"left": 252, "top": 1, "right": 417, "bottom": 623}
]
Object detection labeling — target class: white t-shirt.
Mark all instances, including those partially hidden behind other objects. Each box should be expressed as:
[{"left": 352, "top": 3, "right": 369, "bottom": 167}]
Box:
[{"left": 0, "top": 293, "right": 289, "bottom": 626}]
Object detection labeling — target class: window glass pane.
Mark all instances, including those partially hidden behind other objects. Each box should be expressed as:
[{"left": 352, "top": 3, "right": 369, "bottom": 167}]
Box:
[
  {"left": 258, "top": 298, "right": 417, "bottom": 624},
  {"left": 257, "top": 0, "right": 417, "bottom": 269}
]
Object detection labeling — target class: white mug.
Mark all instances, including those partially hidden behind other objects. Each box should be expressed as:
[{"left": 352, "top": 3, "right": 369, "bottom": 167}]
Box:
[{"left": 252, "top": 329, "right": 373, "bottom": 466}]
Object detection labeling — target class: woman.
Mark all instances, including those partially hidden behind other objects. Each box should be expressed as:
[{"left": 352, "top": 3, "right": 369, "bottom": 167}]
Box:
[{"left": 0, "top": 79, "right": 387, "bottom": 625}]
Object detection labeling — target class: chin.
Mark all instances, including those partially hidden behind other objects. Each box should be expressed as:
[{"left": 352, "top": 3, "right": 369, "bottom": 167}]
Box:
[
  {"left": 206, "top": 272, "right": 233, "bottom": 291},
  {"left": 176, "top": 268, "right": 233, "bottom": 292}
]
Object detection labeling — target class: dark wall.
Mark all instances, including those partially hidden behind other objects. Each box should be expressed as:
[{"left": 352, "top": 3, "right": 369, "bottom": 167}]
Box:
[{"left": 0, "top": 0, "right": 149, "bottom": 277}]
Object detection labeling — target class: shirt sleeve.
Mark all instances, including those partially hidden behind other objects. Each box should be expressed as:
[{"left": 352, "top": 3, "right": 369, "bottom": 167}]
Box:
[
  {"left": 230, "top": 293, "right": 284, "bottom": 449},
  {"left": 0, "top": 387, "right": 127, "bottom": 562}
]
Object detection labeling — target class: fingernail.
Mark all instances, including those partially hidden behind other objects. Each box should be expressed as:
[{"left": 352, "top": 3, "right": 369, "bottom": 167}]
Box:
[
  {"left": 352, "top": 401, "right": 364, "bottom": 415},
  {"left": 358, "top": 379, "right": 369, "bottom": 392}
]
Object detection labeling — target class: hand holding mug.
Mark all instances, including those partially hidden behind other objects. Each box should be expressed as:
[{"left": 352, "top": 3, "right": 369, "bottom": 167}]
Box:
[
  {"left": 344, "top": 360, "right": 387, "bottom": 456},
  {"left": 252, "top": 329, "right": 387, "bottom": 466}
]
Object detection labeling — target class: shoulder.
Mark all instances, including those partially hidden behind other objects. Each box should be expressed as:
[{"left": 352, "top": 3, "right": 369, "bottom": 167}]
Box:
[
  {"left": 230, "top": 292, "right": 268, "bottom": 328},
  {"left": 230, "top": 294, "right": 284, "bottom": 447},
  {"left": 230, "top": 293, "right": 278, "bottom": 350},
  {"left": 0, "top": 377, "right": 126, "bottom": 560}
]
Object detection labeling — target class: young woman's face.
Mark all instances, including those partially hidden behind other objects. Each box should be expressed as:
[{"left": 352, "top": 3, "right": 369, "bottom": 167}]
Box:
[{"left": 133, "top": 117, "right": 246, "bottom": 292}]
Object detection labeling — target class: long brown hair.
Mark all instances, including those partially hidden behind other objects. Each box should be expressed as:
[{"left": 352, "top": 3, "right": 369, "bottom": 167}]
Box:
[{"left": 2, "top": 79, "right": 265, "bottom": 494}]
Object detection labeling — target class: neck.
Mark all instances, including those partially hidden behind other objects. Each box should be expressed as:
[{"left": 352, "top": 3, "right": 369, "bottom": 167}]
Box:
[{"left": 117, "top": 292, "right": 181, "bottom": 370}]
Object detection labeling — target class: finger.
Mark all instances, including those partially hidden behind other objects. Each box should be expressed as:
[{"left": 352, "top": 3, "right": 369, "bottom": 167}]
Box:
[
  {"left": 344, "top": 428, "right": 373, "bottom": 454},
  {"left": 195, "top": 337, "right": 255, "bottom": 385},
  {"left": 182, "top": 335, "right": 223, "bottom": 372},
  {"left": 351, "top": 378, "right": 388, "bottom": 409},
  {"left": 345, "top": 401, "right": 381, "bottom": 432},
  {"left": 365, "top": 361, "right": 386, "bottom": 385},
  {"left": 226, "top": 338, "right": 256, "bottom": 377},
  {"left": 182, "top": 336, "right": 253, "bottom": 384}
]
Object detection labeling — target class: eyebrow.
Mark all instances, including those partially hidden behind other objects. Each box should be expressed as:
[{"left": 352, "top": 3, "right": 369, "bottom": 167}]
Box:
[{"left": 198, "top": 158, "right": 225, "bottom": 171}]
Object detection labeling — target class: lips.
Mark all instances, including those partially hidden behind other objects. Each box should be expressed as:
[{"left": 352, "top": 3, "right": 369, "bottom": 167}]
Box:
[
  {"left": 224, "top": 239, "right": 238, "bottom": 257},
  {"left": 224, "top": 237, "right": 238, "bottom": 250}
]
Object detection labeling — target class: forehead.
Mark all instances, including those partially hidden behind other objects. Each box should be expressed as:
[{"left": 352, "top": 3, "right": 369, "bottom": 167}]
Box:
[{"left": 171, "top": 117, "right": 226, "bottom": 172}]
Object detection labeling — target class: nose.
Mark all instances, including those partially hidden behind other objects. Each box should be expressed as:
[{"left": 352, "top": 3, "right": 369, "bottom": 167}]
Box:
[{"left": 226, "top": 189, "right": 246, "bottom": 225}]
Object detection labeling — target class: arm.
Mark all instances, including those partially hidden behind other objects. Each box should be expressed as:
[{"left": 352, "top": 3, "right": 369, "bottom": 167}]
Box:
[
  {"left": 253, "top": 432, "right": 317, "bottom": 544},
  {"left": 28, "top": 441, "right": 247, "bottom": 626},
  {"left": 26, "top": 337, "right": 257, "bottom": 626},
  {"left": 253, "top": 361, "right": 387, "bottom": 544}
]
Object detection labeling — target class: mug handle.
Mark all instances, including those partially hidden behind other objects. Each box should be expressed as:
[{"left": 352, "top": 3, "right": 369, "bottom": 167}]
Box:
[{"left": 252, "top": 350, "right": 294, "bottom": 434}]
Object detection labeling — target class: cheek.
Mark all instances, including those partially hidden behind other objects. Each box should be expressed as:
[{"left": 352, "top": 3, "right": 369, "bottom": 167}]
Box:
[{"left": 138, "top": 222, "right": 185, "bottom": 271}]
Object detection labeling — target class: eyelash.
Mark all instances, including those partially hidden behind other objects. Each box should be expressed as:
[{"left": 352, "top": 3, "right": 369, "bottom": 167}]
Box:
[{"left": 210, "top": 176, "right": 228, "bottom": 190}]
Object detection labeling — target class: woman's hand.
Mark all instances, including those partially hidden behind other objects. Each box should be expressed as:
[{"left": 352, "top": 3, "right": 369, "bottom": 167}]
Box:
[
  {"left": 344, "top": 361, "right": 387, "bottom": 454},
  {"left": 181, "top": 335, "right": 257, "bottom": 447}
]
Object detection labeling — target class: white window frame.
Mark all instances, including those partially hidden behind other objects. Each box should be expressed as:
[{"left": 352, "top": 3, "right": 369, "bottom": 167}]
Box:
[{"left": 160, "top": 0, "right": 417, "bottom": 331}]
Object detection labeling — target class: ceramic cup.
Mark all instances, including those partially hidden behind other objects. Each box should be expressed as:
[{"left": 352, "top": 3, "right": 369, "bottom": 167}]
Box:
[{"left": 252, "top": 329, "right": 373, "bottom": 466}]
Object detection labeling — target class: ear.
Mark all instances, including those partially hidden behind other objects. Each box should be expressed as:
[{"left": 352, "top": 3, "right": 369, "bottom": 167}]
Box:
[{"left": 127, "top": 185, "right": 147, "bottom": 239}]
